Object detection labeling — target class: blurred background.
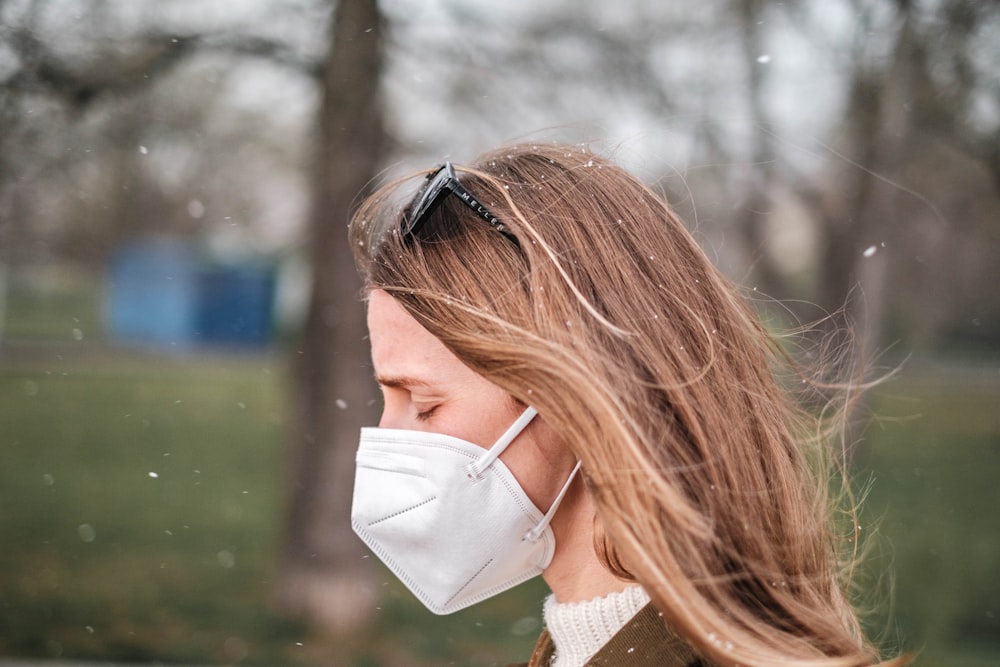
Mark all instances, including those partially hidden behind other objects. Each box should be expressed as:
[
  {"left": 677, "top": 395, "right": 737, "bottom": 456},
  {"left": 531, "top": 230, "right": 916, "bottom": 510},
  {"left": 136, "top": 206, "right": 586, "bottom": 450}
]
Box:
[{"left": 1, "top": 0, "right": 998, "bottom": 665}]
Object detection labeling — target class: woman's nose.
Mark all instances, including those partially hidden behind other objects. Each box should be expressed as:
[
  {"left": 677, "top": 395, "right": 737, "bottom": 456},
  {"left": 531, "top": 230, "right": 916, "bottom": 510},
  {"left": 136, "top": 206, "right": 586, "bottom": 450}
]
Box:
[{"left": 376, "top": 402, "right": 405, "bottom": 429}]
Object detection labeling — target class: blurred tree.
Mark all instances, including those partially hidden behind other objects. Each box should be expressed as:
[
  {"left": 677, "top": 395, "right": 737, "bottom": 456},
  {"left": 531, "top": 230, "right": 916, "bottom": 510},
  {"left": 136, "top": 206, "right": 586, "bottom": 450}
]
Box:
[
  {"left": 272, "top": 0, "right": 384, "bottom": 635},
  {"left": 774, "top": 0, "right": 1000, "bottom": 353},
  {"left": 379, "top": 0, "right": 999, "bottom": 354},
  {"left": 1, "top": 0, "right": 384, "bottom": 636},
  {"left": 0, "top": 0, "right": 322, "bottom": 267}
]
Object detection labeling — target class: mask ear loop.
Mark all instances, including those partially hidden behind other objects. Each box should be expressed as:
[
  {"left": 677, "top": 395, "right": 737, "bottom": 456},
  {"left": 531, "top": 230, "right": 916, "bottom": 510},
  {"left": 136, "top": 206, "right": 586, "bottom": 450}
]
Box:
[
  {"left": 466, "top": 406, "right": 538, "bottom": 479},
  {"left": 524, "top": 460, "right": 582, "bottom": 542},
  {"left": 463, "top": 405, "right": 581, "bottom": 542}
]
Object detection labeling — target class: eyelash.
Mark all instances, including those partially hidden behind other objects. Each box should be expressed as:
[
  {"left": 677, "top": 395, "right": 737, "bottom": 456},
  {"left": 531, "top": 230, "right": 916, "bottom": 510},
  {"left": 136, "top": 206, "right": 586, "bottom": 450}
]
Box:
[{"left": 415, "top": 406, "right": 438, "bottom": 421}]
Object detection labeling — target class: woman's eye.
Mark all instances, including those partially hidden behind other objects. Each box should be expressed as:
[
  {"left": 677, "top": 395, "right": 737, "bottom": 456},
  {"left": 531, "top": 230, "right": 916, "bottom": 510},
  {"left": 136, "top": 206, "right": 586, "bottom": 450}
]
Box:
[{"left": 414, "top": 405, "right": 438, "bottom": 421}]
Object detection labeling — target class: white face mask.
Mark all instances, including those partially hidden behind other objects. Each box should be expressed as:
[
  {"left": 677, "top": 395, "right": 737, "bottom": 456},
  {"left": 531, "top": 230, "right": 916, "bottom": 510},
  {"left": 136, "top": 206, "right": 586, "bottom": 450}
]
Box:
[{"left": 351, "top": 406, "right": 580, "bottom": 615}]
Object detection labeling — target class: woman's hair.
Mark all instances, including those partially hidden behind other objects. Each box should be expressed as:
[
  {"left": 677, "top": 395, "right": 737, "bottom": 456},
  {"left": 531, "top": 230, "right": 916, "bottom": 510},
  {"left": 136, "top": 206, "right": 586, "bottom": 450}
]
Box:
[{"left": 350, "top": 143, "right": 901, "bottom": 666}]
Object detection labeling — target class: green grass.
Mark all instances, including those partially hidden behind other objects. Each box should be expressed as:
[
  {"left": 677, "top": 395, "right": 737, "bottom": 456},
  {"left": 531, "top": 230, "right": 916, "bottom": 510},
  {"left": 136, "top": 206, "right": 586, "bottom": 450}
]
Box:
[
  {"left": 0, "top": 348, "right": 298, "bottom": 664},
  {"left": 855, "top": 361, "right": 1000, "bottom": 665},
  {"left": 1, "top": 265, "right": 105, "bottom": 342},
  {"left": 0, "top": 340, "right": 998, "bottom": 665},
  {"left": 0, "top": 346, "right": 547, "bottom": 665}
]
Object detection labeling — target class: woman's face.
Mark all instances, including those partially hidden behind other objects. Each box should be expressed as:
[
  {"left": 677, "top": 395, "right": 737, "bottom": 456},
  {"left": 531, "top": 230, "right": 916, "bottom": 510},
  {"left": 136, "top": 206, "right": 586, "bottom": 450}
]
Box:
[{"left": 366, "top": 289, "right": 571, "bottom": 512}]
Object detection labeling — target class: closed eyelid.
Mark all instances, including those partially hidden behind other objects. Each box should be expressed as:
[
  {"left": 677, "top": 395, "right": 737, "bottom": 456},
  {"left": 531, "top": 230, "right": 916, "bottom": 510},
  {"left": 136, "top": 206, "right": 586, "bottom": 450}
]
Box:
[{"left": 376, "top": 377, "right": 448, "bottom": 408}]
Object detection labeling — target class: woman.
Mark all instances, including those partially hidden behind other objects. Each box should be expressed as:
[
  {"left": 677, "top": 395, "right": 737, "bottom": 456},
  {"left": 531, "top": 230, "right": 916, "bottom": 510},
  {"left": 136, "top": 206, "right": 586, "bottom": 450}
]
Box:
[{"left": 348, "top": 143, "right": 904, "bottom": 666}]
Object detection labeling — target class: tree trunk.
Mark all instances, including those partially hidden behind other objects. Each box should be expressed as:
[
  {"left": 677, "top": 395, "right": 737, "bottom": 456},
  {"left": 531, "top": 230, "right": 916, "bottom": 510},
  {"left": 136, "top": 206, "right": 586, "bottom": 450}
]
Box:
[
  {"left": 813, "top": 3, "right": 921, "bottom": 457},
  {"left": 272, "top": 0, "right": 384, "bottom": 635},
  {"left": 735, "top": 0, "right": 786, "bottom": 303}
]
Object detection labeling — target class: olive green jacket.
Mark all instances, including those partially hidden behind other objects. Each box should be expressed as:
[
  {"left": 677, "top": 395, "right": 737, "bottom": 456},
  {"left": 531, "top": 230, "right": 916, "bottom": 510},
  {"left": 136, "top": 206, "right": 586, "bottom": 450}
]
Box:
[{"left": 511, "top": 603, "right": 707, "bottom": 667}]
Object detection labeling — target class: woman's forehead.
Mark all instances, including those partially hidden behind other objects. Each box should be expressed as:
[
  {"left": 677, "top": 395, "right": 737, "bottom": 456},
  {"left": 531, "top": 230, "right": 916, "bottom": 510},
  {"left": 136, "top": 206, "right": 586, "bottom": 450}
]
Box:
[{"left": 366, "top": 290, "right": 465, "bottom": 385}]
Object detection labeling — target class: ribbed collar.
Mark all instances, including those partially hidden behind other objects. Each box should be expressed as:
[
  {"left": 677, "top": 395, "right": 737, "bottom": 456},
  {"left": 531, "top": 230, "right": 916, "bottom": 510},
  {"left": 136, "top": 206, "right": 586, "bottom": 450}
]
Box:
[{"left": 543, "top": 585, "right": 651, "bottom": 666}]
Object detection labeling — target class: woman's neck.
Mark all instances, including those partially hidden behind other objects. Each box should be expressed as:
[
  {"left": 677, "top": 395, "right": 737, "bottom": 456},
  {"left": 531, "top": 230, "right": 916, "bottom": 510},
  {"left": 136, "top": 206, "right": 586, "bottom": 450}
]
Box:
[{"left": 543, "top": 481, "right": 631, "bottom": 603}]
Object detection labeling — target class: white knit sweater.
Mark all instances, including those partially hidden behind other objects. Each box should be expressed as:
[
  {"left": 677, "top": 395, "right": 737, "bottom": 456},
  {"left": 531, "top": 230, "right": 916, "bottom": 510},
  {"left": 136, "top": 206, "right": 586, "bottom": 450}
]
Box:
[{"left": 542, "top": 585, "right": 651, "bottom": 667}]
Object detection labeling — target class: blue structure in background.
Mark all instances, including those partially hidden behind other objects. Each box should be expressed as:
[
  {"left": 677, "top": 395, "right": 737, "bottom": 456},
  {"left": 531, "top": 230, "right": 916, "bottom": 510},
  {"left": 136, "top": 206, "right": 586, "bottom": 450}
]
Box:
[
  {"left": 195, "top": 265, "right": 276, "bottom": 345},
  {"left": 107, "top": 237, "right": 276, "bottom": 348}
]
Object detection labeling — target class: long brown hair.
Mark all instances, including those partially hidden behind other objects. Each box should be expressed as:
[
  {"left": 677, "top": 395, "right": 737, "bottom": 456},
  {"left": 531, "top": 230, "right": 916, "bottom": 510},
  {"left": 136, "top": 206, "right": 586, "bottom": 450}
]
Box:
[{"left": 350, "top": 143, "right": 903, "bottom": 666}]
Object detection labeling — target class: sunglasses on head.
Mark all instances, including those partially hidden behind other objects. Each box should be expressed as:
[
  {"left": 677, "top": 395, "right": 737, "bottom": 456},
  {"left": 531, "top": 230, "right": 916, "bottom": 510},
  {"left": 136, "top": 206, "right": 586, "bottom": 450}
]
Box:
[{"left": 402, "top": 162, "right": 518, "bottom": 245}]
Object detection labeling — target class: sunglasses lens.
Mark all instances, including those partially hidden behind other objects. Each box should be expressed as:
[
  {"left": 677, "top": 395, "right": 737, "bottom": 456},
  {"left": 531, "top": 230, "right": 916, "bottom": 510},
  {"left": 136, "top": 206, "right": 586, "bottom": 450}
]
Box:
[{"left": 403, "top": 166, "right": 451, "bottom": 237}]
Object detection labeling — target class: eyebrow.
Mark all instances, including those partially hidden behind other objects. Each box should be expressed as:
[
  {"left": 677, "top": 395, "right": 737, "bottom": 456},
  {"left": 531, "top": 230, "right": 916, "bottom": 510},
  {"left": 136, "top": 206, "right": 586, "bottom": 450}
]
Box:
[{"left": 375, "top": 375, "right": 434, "bottom": 390}]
